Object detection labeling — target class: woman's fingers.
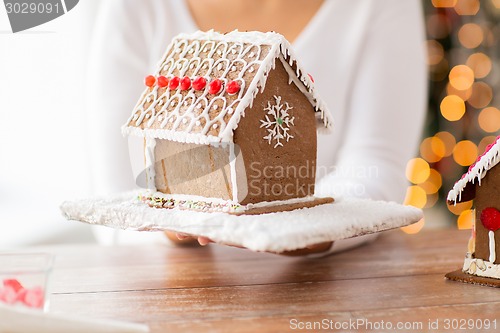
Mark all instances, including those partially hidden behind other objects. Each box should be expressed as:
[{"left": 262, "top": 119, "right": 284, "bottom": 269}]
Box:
[
  {"left": 164, "top": 231, "right": 199, "bottom": 246},
  {"left": 165, "top": 231, "right": 213, "bottom": 247},
  {"left": 175, "top": 233, "right": 212, "bottom": 246},
  {"left": 197, "top": 236, "right": 212, "bottom": 246}
]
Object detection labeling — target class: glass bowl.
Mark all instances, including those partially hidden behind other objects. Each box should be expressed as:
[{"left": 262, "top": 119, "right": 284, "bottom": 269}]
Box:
[{"left": 0, "top": 253, "right": 53, "bottom": 312}]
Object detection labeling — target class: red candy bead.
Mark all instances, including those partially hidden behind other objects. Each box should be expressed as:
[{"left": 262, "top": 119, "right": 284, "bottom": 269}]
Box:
[
  {"left": 180, "top": 76, "right": 191, "bottom": 90},
  {"left": 480, "top": 207, "right": 500, "bottom": 232},
  {"left": 308, "top": 73, "right": 315, "bottom": 83},
  {"left": 192, "top": 77, "right": 207, "bottom": 91},
  {"left": 3, "top": 279, "right": 23, "bottom": 293},
  {"left": 157, "top": 76, "right": 169, "bottom": 88},
  {"left": 15, "top": 288, "right": 27, "bottom": 303},
  {"left": 226, "top": 80, "right": 241, "bottom": 95},
  {"left": 209, "top": 79, "right": 223, "bottom": 94},
  {"left": 169, "top": 76, "right": 180, "bottom": 90},
  {"left": 145, "top": 75, "right": 156, "bottom": 87},
  {"left": 1, "top": 279, "right": 25, "bottom": 305},
  {"left": 0, "top": 278, "right": 45, "bottom": 308}
]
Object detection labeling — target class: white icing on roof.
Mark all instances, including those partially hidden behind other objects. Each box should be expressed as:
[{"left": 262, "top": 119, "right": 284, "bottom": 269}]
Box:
[
  {"left": 447, "top": 136, "right": 500, "bottom": 203},
  {"left": 122, "top": 30, "right": 333, "bottom": 144}
]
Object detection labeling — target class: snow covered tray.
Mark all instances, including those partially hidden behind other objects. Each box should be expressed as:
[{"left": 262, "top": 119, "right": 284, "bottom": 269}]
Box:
[{"left": 60, "top": 192, "right": 422, "bottom": 253}]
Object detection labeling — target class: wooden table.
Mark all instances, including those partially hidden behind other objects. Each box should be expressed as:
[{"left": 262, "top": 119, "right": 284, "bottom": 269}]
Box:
[{"left": 44, "top": 229, "right": 500, "bottom": 332}]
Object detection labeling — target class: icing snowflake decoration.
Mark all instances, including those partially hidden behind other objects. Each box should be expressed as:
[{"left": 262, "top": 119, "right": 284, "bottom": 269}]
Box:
[{"left": 260, "top": 95, "right": 295, "bottom": 148}]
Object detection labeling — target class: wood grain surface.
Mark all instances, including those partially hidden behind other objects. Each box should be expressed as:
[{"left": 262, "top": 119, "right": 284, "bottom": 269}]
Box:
[{"left": 37, "top": 229, "right": 500, "bottom": 332}]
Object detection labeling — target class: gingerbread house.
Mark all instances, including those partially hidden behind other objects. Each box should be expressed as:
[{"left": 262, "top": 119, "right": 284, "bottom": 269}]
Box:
[
  {"left": 122, "top": 30, "right": 333, "bottom": 215},
  {"left": 447, "top": 135, "right": 500, "bottom": 286}
]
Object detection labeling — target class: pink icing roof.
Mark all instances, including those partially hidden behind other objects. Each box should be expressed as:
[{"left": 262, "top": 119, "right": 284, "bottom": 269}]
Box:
[{"left": 447, "top": 136, "right": 500, "bottom": 203}]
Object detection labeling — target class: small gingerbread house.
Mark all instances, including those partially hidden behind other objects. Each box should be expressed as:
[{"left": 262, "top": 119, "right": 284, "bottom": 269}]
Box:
[
  {"left": 447, "top": 135, "right": 500, "bottom": 285},
  {"left": 122, "top": 30, "right": 333, "bottom": 214}
]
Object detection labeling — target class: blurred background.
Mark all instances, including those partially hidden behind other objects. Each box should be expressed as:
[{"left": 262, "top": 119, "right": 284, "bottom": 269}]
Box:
[
  {"left": 0, "top": 0, "right": 499, "bottom": 247},
  {"left": 402, "top": 0, "right": 500, "bottom": 234}
]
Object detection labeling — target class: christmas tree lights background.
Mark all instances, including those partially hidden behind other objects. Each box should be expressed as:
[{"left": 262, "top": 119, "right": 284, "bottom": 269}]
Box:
[{"left": 403, "top": 0, "right": 500, "bottom": 233}]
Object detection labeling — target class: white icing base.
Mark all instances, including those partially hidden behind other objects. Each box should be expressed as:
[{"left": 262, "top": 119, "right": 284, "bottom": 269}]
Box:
[
  {"left": 60, "top": 191, "right": 422, "bottom": 252},
  {"left": 463, "top": 253, "right": 500, "bottom": 279}
]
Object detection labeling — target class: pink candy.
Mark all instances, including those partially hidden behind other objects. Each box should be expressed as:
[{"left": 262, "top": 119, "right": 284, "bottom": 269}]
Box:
[
  {"left": 4, "top": 279, "right": 23, "bottom": 293},
  {"left": 24, "top": 287, "right": 44, "bottom": 308},
  {"left": 0, "top": 278, "right": 44, "bottom": 309}
]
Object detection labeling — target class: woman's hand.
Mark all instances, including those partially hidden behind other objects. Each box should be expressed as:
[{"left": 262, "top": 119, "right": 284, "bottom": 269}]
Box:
[{"left": 164, "top": 231, "right": 211, "bottom": 246}]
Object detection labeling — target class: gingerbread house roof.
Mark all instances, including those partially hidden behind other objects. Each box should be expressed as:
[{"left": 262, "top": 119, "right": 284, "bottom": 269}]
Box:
[
  {"left": 448, "top": 135, "right": 500, "bottom": 204},
  {"left": 122, "top": 30, "right": 332, "bottom": 145}
]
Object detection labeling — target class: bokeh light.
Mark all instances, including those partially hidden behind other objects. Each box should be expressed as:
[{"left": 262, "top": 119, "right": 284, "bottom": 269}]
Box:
[
  {"left": 449, "top": 65, "right": 475, "bottom": 90},
  {"left": 426, "top": 40, "right": 445, "bottom": 65},
  {"left": 453, "top": 140, "right": 478, "bottom": 166},
  {"left": 409, "top": 3, "right": 499, "bottom": 233},
  {"left": 457, "top": 209, "right": 475, "bottom": 229},
  {"left": 447, "top": 200, "right": 473, "bottom": 215},
  {"left": 430, "top": 136, "right": 447, "bottom": 158},
  {"left": 425, "top": 192, "right": 440, "bottom": 208},
  {"left": 404, "top": 186, "right": 427, "bottom": 208},
  {"left": 440, "top": 95, "right": 466, "bottom": 121},
  {"left": 478, "top": 135, "right": 498, "bottom": 152},
  {"left": 432, "top": 0, "right": 457, "bottom": 7},
  {"left": 467, "top": 82, "right": 493, "bottom": 109},
  {"left": 446, "top": 82, "right": 472, "bottom": 101},
  {"left": 435, "top": 131, "right": 456, "bottom": 156},
  {"left": 406, "top": 158, "right": 431, "bottom": 184},
  {"left": 420, "top": 136, "right": 446, "bottom": 162},
  {"left": 454, "top": 0, "right": 480, "bottom": 16},
  {"left": 478, "top": 107, "right": 500, "bottom": 132},
  {"left": 466, "top": 53, "right": 492, "bottom": 78},
  {"left": 458, "top": 23, "right": 483, "bottom": 48},
  {"left": 483, "top": 27, "right": 495, "bottom": 47},
  {"left": 419, "top": 169, "right": 443, "bottom": 194},
  {"left": 401, "top": 218, "right": 425, "bottom": 234}
]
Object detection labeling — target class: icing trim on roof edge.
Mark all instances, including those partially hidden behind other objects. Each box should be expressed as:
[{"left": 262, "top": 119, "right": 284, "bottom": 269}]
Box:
[
  {"left": 122, "top": 30, "right": 333, "bottom": 143},
  {"left": 122, "top": 126, "right": 227, "bottom": 145},
  {"left": 447, "top": 136, "right": 500, "bottom": 203},
  {"left": 175, "top": 30, "right": 288, "bottom": 45}
]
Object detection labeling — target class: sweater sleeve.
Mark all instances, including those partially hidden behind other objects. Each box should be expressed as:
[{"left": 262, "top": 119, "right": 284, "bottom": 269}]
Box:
[
  {"left": 316, "top": 0, "right": 427, "bottom": 202},
  {"left": 86, "top": 0, "right": 157, "bottom": 195}
]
